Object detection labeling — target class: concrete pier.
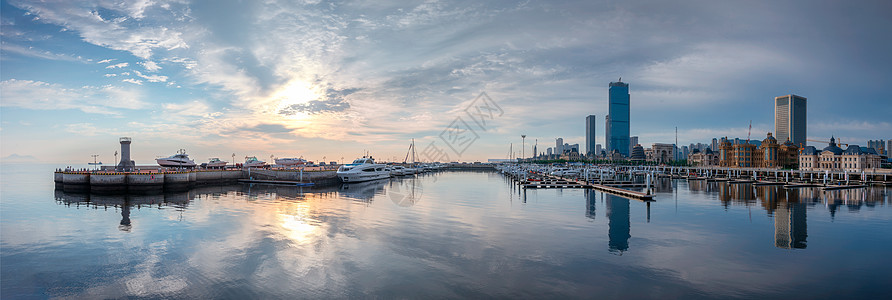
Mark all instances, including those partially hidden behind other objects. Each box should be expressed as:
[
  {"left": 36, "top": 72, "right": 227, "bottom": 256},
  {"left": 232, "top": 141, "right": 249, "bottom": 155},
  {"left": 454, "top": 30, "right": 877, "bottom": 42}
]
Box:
[{"left": 54, "top": 169, "right": 339, "bottom": 193}]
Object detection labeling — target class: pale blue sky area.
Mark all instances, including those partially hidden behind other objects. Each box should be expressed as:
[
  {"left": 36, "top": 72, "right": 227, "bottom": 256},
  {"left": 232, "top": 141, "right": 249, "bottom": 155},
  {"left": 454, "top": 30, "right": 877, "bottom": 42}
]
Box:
[{"left": 2, "top": 0, "right": 890, "bottom": 164}]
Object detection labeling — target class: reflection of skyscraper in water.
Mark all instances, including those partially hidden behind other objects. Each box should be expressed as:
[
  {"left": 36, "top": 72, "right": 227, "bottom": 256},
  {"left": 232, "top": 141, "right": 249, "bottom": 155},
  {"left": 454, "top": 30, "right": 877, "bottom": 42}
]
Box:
[
  {"left": 606, "top": 195, "right": 630, "bottom": 253},
  {"left": 775, "top": 203, "right": 807, "bottom": 249},
  {"left": 585, "top": 190, "right": 597, "bottom": 220}
]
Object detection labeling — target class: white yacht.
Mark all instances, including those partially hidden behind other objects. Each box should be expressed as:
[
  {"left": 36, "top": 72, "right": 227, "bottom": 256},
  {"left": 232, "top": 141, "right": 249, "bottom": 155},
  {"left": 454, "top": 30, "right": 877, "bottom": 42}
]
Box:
[
  {"left": 206, "top": 158, "right": 228, "bottom": 168},
  {"left": 275, "top": 157, "right": 307, "bottom": 166},
  {"left": 244, "top": 156, "right": 267, "bottom": 168},
  {"left": 156, "top": 149, "right": 197, "bottom": 168},
  {"left": 391, "top": 166, "right": 407, "bottom": 176},
  {"left": 403, "top": 167, "right": 418, "bottom": 175},
  {"left": 337, "top": 157, "right": 391, "bottom": 182}
]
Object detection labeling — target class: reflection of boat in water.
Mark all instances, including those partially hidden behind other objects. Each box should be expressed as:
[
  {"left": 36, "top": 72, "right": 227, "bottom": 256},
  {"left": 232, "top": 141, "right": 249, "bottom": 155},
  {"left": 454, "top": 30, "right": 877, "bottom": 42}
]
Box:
[
  {"left": 339, "top": 179, "right": 388, "bottom": 202},
  {"left": 389, "top": 176, "right": 423, "bottom": 207},
  {"left": 156, "top": 149, "right": 197, "bottom": 168}
]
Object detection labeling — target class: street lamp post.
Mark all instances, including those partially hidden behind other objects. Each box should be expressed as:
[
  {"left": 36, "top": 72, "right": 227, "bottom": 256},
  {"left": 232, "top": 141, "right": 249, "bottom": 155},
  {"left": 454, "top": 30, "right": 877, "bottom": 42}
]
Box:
[{"left": 521, "top": 135, "right": 526, "bottom": 161}]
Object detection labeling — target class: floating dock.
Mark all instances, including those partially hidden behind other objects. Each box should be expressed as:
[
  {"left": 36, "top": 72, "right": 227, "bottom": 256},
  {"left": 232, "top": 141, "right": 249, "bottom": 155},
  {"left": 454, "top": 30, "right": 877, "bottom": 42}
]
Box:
[{"left": 510, "top": 172, "right": 654, "bottom": 201}]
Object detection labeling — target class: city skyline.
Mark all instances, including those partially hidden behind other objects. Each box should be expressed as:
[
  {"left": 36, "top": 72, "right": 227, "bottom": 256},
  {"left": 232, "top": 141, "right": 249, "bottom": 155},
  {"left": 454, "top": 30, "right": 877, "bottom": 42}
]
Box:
[{"left": 2, "top": 0, "right": 891, "bottom": 163}]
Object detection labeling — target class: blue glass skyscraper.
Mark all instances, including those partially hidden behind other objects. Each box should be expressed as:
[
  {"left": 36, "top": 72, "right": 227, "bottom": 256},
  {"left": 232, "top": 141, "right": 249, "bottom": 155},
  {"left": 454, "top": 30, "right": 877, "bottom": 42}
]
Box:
[{"left": 606, "top": 80, "right": 630, "bottom": 156}]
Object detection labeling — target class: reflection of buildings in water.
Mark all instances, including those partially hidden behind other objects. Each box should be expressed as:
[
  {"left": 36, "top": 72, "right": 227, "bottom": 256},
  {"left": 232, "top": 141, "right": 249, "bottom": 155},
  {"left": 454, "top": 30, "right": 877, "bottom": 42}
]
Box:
[
  {"left": 651, "top": 178, "right": 673, "bottom": 193},
  {"left": 822, "top": 188, "right": 888, "bottom": 217},
  {"left": 585, "top": 189, "right": 596, "bottom": 220},
  {"left": 717, "top": 183, "right": 757, "bottom": 206},
  {"left": 756, "top": 186, "right": 804, "bottom": 213},
  {"left": 689, "top": 180, "right": 708, "bottom": 193},
  {"left": 119, "top": 204, "right": 132, "bottom": 232},
  {"left": 775, "top": 202, "right": 807, "bottom": 249},
  {"left": 54, "top": 190, "right": 203, "bottom": 232},
  {"left": 606, "top": 194, "right": 630, "bottom": 254}
]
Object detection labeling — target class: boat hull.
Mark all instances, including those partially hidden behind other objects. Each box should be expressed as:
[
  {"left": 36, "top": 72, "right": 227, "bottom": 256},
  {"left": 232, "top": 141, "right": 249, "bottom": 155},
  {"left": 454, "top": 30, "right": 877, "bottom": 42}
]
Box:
[
  {"left": 337, "top": 171, "right": 391, "bottom": 182},
  {"left": 156, "top": 159, "right": 197, "bottom": 168}
]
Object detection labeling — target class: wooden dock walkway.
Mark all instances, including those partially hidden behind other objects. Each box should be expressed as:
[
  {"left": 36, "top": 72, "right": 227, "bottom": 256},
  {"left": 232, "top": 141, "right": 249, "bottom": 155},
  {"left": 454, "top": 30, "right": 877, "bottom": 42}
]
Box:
[{"left": 515, "top": 173, "right": 654, "bottom": 201}]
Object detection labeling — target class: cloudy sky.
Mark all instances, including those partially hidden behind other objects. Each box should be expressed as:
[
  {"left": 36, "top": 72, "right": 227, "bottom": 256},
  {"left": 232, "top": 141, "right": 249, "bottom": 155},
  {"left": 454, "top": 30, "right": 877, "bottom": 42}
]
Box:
[{"left": 2, "top": 0, "right": 890, "bottom": 164}]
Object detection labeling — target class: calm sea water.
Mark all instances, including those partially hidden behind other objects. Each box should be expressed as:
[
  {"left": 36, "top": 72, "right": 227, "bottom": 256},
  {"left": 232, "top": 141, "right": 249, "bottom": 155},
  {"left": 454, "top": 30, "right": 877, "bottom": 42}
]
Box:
[{"left": 2, "top": 163, "right": 892, "bottom": 299}]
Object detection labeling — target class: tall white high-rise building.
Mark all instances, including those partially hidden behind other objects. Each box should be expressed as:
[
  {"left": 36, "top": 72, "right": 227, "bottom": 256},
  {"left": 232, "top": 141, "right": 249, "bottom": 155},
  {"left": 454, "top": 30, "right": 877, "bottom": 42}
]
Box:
[
  {"left": 586, "top": 115, "right": 597, "bottom": 156},
  {"left": 556, "top": 138, "right": 564, "bottom": 155},
  {"left": 775, "top": 94, "right": 807, "bottom": 147}
]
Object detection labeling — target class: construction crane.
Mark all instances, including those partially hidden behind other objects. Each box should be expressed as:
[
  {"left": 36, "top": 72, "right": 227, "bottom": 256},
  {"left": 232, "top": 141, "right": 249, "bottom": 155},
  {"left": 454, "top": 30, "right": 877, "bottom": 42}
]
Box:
[
  {"left": 745, "top": 120, "right": 752, "bottom": 143},
  {"left": 807, "top": 138, "right": 848, "bottom": 148}
]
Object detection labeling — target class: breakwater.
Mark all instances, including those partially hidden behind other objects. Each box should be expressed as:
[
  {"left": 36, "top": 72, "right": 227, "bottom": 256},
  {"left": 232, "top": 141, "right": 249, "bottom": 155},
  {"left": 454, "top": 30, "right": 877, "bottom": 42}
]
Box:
[{"left": 54, "top": 169, "right": 338, "bottom": 193}]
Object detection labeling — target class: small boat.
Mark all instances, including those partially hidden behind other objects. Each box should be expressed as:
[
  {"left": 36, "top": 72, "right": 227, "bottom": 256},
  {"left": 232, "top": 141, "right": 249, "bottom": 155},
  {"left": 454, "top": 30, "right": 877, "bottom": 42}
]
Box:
[
  {"left": 275, "top": 157, "right": 308, "bottom": 166},
  {"left": 337, "top": 156, "right": 390, "bottom": 182},
  {"left": 244, "top": 156, "right": 266, "bottom": 168},
  {"left": 206, "top": 158, "right": 228, "bottom": 168},
  {"left": 156, "top": 149, "right": 197, "bottom": 168}
]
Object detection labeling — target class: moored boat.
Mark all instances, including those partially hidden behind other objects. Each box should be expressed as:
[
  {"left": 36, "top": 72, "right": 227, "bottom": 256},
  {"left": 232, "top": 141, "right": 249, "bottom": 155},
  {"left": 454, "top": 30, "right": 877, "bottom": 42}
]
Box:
[
  {"left": 244, "top": 156, "right": 267, "bottom": 168},
  {"left": 156, "top": 149, "right": 197, "bottom": 168},
  {"left": 206, "top": 158, "right": 228, "bottom": 168},
  {"left": 337, "top": 156, "right": 390, "bottom": 182}
]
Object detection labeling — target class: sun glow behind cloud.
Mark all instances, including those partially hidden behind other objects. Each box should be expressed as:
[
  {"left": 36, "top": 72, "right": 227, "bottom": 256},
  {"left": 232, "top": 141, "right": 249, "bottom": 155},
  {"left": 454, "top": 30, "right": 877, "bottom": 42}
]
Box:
[{"left": 273, "top": 79, "right": 319, "bottom": 121}]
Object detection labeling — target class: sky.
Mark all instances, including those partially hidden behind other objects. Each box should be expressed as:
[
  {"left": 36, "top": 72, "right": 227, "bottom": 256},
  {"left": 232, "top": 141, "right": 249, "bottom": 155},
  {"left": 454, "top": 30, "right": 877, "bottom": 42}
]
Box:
[{"left": 2, "top": 0, "right": 891, "bottom": 164}]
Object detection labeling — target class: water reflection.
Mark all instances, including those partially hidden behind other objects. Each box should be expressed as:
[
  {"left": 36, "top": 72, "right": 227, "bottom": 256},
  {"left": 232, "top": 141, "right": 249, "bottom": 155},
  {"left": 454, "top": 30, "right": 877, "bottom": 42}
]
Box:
[
  {"left": 606, "top": 194, "right": 630, "bottom": 254},
  {"left": 339, "top": 179, "right": 388, "bottom": 203},
  {"left": 774, "top": 202, "right": 807, "bottom": 249},
  {"left": 54, "top": 189, "right": 199, "bottom": 232},
  {"left": 585, "top": 189, "right": 597, "bottom": 220},
  {"left": 392, "top": 178, "right": 424, "bottom": 207}
]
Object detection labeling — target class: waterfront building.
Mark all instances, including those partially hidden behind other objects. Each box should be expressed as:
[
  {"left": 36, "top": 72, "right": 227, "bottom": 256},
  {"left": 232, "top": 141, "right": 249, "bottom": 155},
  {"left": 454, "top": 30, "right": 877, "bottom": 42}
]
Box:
[
  {"left": 630, "top": 144, "right": 646, "bottom": 161},
  {"left": 546, "top": 147, "right": 553, "bottom": 156},
  {"left": 711, "top": 138, "right": 719, "bottom": 152},
  {"left": 719, "top": 133, "right": 799, "bottom": 169},
  {"left": 629, "top": 136, "right": 638, "bottom": 156},
  {"left": 649, "top": 143, "right": 675, "bottom": 164},
  {"left": 586, "top": 115, "right": 597, "bottom": 156},
  {"left": 565, "top": 143, "right": 580, "bottom": 154},
  {"left": 607, "top": 80, "right": 630, "bottom": 156},
  {"left": 689, "top": 148, "right": 719, "bottom": 167},
  {"left": 595, "top": 144, "right": 602, "bottom": 157},
  {"left": 799, "top": 137, "right": 884, "bottom": 172},
  {"left": 775, "top": 94, "right": 807, "bottom": 147},
  {"left": 607, "top": 149, "right": 624, "bottom": 161},
  {"left": 681, "top": 146, "right": 689, "bottom": 162}
]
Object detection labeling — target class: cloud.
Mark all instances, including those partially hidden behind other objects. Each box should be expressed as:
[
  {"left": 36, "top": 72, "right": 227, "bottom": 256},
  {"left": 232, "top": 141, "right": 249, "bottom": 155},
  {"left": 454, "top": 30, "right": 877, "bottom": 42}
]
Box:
[
  {"left": 106, "top": 62, "right": 129, "bottom": 69},
  {"left": 133, "top": 70, "right": 168, "bottom": 82},
  {"left": 9, "top": 0, "right": 189, "bottom": 59},
  {"left": 64, "top": 123, "right": 100, "bottom": 136},
  {"left": 0, "top": 43, "right": 85, "bottom": 62},
  {"left": 97, "top": 59, "right": 115, "bottom": 64},
  {"left": 104, "top": 73, "right": 117, "bottom": 77},
  {"left": 122, "top": 78, "right": 143, "bottom": 85},
  {"left": 279, "top": 87, "right": 357, "bottom": 115},
  {"left": 0, "top": 79, "right": 147, "bottom": 114},
  {"left": 138, "top": 60, "right": 162, "bottom": 72}
]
